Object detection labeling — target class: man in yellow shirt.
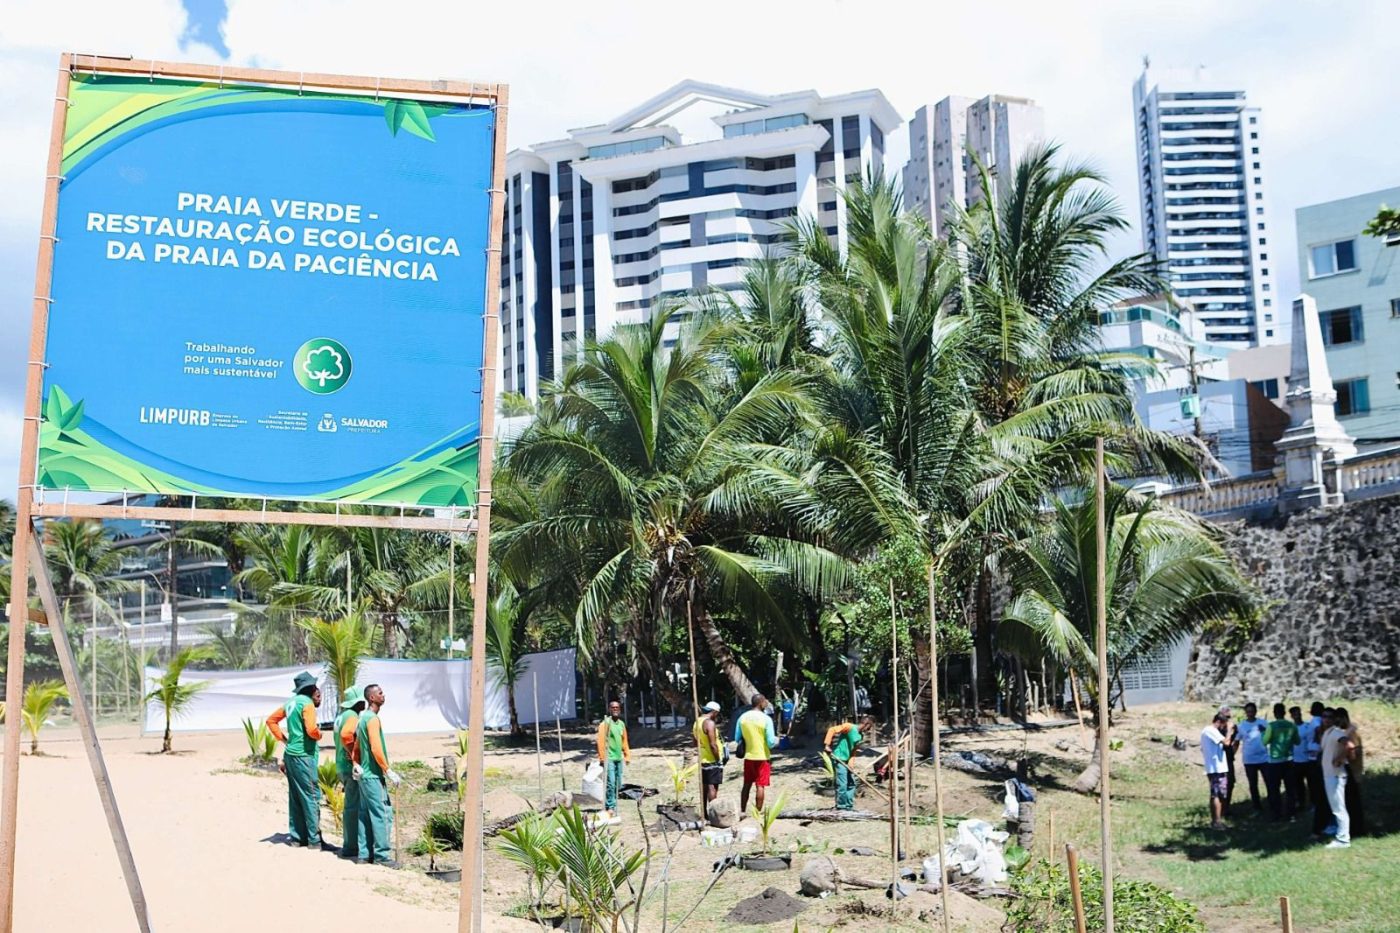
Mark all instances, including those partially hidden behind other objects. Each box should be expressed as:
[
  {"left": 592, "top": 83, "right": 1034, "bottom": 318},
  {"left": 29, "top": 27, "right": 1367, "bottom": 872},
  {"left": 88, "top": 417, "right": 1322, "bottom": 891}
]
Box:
[
  {"left": 735, "top": 694, "right": 778, "bottom": 814},
  {"left": 693, "top": 701, "right": 725, "bottom": 807}
]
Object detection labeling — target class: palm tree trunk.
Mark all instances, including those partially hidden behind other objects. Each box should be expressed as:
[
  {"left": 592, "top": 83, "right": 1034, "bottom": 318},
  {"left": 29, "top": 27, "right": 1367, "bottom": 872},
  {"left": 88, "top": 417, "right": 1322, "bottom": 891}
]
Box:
[
  {"left": 381, "top": 611, "right": 399, "bottom": 658},
  {"left": 507, "top": 683, "right": 521, "bottom": 736},
  {"left": 162, "top": 714, "right": 173, "bottom": 754},
  {"left": 693, "top": 603, "right": 757, "bottom": 703},
  {"left": 911, "top": 637, "right": 932, "bottom": 757},
  {"left": 974, "top": 564, "right": 995, "bottom": 714}
]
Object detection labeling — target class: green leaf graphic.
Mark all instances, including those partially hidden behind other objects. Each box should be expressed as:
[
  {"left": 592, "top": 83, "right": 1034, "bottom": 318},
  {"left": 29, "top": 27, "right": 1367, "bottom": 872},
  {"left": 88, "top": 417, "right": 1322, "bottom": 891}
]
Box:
[
  {"left": 384, "top": 99, "right": 403, "bottom": 135},
  {"left": 399, "top": 101, "right": 436, "bottom": 141}
]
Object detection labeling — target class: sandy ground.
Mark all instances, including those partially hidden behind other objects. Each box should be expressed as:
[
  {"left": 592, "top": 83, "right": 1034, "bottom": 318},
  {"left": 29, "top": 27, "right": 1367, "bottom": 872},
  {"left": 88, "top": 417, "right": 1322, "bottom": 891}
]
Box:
[
  {"left": 3, "top": 718, "right": 1010, "bottom": 932},
  {"left": 5, "top": 724, "right": 539, "bottom": 933}
]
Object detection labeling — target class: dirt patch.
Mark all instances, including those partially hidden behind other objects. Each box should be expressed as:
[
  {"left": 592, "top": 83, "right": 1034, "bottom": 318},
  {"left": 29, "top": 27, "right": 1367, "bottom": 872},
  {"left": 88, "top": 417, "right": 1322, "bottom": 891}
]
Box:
[
  {"left": 481, "top": 788, "right": 534, "bottom": 822},
  {"left": 726, "top": 886, "right": 808, "bottom": 925}
]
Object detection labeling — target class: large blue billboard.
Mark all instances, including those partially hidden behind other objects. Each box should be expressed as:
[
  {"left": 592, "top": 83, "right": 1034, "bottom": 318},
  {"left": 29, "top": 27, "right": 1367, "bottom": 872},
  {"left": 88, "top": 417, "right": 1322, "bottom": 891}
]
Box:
[{"left": 38, "top": 73, "right": 494, "bottom": 506}]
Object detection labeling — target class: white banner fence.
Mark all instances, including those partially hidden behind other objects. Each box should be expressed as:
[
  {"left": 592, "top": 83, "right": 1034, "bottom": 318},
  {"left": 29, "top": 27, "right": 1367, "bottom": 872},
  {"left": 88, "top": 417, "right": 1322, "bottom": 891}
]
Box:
[{"left": 142, "top": 647, "right": 577, "bottom": 735}]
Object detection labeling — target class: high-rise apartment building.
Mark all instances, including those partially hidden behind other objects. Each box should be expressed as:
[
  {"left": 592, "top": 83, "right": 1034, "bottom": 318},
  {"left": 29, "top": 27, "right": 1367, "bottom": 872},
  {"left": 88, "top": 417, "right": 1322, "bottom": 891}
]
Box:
[
  {"left": 498, "top": 80, "right": 900, "bottom": 399},
  {"left": 1296, "top": 185, "right": 1400, "bottom": 444},
  {"left": 1133, "top": 66, "right": 1278, "bottom": 347},
  {"left": 903, "top": 94, "right": 1044, "bottom": 239}
]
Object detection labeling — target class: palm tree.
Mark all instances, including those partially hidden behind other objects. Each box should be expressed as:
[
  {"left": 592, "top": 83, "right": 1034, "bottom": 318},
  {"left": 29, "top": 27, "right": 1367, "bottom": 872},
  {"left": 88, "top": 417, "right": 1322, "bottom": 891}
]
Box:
[
  {"left": 484, "top": 584, "right": 529, "bottom": 736},
  {"left": 298, "top": 610, "right": 375, "bottom": 699},
  {"left": 232, "top": 524, "right": 320, "bottom": 663},
  {"left": 998, "top": 485, "right": 1252, "bottom": 783},
  {"left": 947, "top": 144, "right": 1201, "bottom": 700},
  {"left": 44, "top": 519, "right": 129, "bottom": 626},
  {"left": 145, "top": 646, "right": 214, "bottom": 753},
  {"left": 20, "top": 680, "right": 69, "bottom": 754},
  {"left": 498, "top": 307, "right": 894, "bottom": 702}
]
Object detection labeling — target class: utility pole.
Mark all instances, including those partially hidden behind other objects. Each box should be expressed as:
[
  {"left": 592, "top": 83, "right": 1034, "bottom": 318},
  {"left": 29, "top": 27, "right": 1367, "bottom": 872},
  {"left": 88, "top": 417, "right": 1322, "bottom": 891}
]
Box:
[{"left": 1187, "top": 340, "right": 1204, "bottom": 441}]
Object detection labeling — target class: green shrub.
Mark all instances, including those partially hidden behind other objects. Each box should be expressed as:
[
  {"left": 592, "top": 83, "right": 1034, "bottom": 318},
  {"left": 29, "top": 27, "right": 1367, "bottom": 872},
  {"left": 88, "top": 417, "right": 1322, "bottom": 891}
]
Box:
[
  {"left": 1006, "top": 859, "right": 1205, "bottom": 933},
  {"left": 424, "top": 809, "right": 465, "bottom": 850}
]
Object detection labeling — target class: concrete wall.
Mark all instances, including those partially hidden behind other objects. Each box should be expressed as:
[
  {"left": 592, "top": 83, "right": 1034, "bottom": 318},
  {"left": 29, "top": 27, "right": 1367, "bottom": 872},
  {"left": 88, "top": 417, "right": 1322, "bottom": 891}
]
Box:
[{"left": 1185, "top": 493, "right": 1400, "bottom": 703}]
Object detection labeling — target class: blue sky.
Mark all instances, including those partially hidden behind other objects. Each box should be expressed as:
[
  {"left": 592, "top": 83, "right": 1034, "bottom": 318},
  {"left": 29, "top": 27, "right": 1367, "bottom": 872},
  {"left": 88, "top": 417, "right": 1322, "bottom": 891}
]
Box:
[{"left": 1, "top": 0, "right": 1398, "bottom": 501}]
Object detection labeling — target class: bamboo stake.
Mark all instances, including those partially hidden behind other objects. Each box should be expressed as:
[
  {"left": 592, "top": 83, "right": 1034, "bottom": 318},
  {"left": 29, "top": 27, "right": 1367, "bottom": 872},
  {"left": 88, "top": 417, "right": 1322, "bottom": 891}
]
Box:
[
  {"left": 1068, "top": 669, "right": 1090, "bottom": 749},
  {"left": 447, "top": 535, "right": 455, "bottom": 657},
  {"left": 1048, "top": 809, "right": 1056, "bottom": 862},
  {"left": 533, "top": 671, "right": 543, "bottom": 801},
  {"left": 928, "top": 562, "right": 951, "bottom": 933},
  {"left": 888, "top": 580, "right": 902, "bottom": 902},
  {"left": 686, "top": 587, "right": 699, "bottom": 719},
  {"left": 1094, "top": 436, "right": 1114, "bottom": 933},
  {"left": 1280, "top": 895, "right": 1294, "bottom": 933},
  {"left": 556, "top": 715, "right": 567, "bottom": 792},
  {"left": 459, "top": 81, "right": 509, "bottom": 933},
  {"left": 1066, "top": 844, "right": 1087, "bottom": 933}
]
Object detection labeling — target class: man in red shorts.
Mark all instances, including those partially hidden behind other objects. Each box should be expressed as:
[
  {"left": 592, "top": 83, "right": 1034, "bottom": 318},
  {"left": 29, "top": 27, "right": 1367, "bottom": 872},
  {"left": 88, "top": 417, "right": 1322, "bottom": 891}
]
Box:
[{"left": 735, "top": 693, "right": 779, "bottom": 814}]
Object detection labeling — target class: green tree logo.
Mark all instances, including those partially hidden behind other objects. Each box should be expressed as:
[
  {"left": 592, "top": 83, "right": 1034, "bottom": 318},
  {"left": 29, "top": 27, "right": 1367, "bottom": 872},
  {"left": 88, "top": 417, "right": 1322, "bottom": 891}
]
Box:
[{"left": 294, "top": 338, "right": 353, "bottom": 395}]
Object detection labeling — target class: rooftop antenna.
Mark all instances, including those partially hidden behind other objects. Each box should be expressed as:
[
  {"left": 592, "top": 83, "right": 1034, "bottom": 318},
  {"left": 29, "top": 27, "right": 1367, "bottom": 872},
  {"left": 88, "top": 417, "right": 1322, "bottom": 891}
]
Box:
[{"left": 1142, "top": 54, "right": 1150, "bottom": 72}]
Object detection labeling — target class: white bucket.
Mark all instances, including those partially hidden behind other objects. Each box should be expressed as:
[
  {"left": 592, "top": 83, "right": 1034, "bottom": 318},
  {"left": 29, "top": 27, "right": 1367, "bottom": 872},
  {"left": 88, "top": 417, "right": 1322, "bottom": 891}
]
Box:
[
  {"left": 738, "top": 825, "right": 759, "bottom": 844},
  {"left": 701, "top": 829, "right": 735, "bottom": 847}
]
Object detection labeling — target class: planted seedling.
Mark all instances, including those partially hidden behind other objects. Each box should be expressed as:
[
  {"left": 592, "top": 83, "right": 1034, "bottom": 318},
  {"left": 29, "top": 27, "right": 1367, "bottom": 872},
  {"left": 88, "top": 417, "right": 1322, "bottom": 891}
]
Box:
[{"left": 666, "top": 759, "right": 698, "bottom": 806}]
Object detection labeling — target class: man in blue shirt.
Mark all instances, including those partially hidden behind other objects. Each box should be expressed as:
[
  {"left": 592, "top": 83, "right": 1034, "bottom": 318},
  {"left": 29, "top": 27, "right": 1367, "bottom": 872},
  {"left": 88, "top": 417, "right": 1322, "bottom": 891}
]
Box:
[{"left": 1236, "top": 702, "right": 1269, "bottom": 813}]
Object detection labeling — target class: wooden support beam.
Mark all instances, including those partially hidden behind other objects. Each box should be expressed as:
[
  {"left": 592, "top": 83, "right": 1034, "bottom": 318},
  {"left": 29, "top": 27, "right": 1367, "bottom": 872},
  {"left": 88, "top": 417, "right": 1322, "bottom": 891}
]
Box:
[
  {"left": 33, "top": 502, "right": 476, "bottom": 533},
  {"left": 27, "top": 533, "right": 152, "bottom": 931}
]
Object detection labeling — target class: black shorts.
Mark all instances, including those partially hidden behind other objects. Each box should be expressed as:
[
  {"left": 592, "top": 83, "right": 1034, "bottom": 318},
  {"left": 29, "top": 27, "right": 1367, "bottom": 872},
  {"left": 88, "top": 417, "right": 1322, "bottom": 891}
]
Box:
[{"left": 701, "top": 763, "right": 724, "bottom": 786}]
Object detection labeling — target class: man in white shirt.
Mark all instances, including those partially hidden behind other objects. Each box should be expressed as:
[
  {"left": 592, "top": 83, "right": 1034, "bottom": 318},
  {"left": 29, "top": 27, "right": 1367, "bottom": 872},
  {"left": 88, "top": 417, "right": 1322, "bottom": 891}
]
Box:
[
  {"left": 1319, "top": 714, "right": 1353, "bottom": 848},
  {"left": 1236, "top": 702, "right": 1269, "bottom": 814},
  {"left": 1201, "top": 708, "right": 1232, "bottom": 830},
  {"left": 1290, "top": 703, "right": 1322, "bottom": 817}
]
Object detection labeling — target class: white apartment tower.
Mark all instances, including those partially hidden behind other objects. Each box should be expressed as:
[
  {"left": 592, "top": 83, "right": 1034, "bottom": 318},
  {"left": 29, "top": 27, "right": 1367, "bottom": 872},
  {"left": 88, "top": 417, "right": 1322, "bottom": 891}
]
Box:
[
  {"left": 1133, "top": 66, "right": 1279, "bottom": 346},
  {"left": 499, "top": 80, "right": 900, "bottom": 399},
  {"left": 903, "top": 94, "right": 1044, "bottom": 239}
]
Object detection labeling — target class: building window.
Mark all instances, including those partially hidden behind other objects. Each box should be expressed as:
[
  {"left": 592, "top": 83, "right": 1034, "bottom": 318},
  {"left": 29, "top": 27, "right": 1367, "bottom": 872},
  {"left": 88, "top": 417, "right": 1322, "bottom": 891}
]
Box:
[
  {"left": 1310, "top": 239, "right": 1357, "bottom": 277},
  {"left": 1320, "top": 306, "right": 1364, "bottom": 346},
  {"left": 1265, "top": 329, "right": 1274, "bottom": 338},
  {"left": 1391, "top": 297, "right": 1400, "bottom": 318},
  {"left": 1335, "top": 378, "right": 1370, "bottom": 417},
  {"left": 1261, "top": 253, "right": 1268, "bottom": 261},
  {"left": 1254, "top": 192, "right": 1263, "bottom": 201},
  {"left": 1251, "top": 147, "right": 1259, "bottom": 154},
  {"left": 1253, "top": 162, "right": 1261, "bottom": 169},
  {"left": 1263, "top": 299, "right": 1272, "bottom": 307},
  {"left": 1251, "top": 378, "right": 1279, "bottom": 399}
]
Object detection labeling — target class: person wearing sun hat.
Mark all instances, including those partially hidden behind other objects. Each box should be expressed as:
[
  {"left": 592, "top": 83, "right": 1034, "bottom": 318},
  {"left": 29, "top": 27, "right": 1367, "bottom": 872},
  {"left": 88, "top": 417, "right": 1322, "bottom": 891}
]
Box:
[
  {"left": 333, "top": 685, "right": 366, "bottom": 860},
  {"left": 266, "top": 671, "right": 323, "bottom": 847},
  {"left": 694, "top": 701, "right": 726, "bottom": 808}
]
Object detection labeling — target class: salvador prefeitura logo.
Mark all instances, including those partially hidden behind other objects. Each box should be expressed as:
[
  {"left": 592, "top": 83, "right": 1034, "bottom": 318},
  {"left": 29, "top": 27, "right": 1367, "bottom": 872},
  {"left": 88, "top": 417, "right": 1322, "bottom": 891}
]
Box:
[{"left": 294, "top": 337, "right": 352, "bottom": 395}]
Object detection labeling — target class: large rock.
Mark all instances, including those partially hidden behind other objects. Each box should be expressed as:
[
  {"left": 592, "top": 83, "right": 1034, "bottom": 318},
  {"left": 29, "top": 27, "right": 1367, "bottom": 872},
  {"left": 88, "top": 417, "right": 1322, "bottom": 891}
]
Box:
[
  {"left": 799, "top": 856, "right": 843, "bottom": 896},
  {"left": 707, "top": 798, "right": 739, "bottom": 828}
]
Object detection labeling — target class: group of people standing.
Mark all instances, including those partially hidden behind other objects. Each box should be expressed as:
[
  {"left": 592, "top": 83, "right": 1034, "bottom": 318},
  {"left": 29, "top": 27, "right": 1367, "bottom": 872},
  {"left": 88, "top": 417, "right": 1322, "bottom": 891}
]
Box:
[
  {"left": 595, "top": 693, "right": 877, "bottom": 819},
  {"left": 1201, "top": 701, "right": 1365, "bottom": 847},
  {"left": 267, "top": 671, "right": 402, "bottom": 866}
]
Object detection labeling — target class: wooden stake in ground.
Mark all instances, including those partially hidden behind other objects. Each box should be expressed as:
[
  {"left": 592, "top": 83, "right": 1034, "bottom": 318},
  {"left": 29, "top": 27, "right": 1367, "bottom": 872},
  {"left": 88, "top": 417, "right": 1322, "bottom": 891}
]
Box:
[
  {"left": 1094, "top": 436, "right": 1115, "bottom": 932},
  {"left": 556, "top": 715, "right": 567, "bottom": 791},
  {"left": 928, "top": 562, "right": 951, "bottom": 933},
  {"left": 28, "top": 533, "right": 152, "bottom": 932},
  {"left": 1066, "top": 844, "right": 1088, "bottom": 933},
  {"left": 533, "top": 671, "right": 544, "bottom": 801},
  {"left": 888, "top": 579, "right": 902, "bottom": 900},
  {"left": 686, "top": 587, "right": 699, "bottom": 719},
  {"left": 1280, "top": 895, "right": 1294, "bottom": 933}
]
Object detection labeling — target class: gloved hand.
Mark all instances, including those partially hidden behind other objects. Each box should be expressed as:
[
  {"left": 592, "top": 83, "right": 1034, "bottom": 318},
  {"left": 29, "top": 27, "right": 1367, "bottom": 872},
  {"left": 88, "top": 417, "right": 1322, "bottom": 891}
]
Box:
[
  {"left": 352, "top": 763, "right": 363, "bottom": 781},
  {"left": 387, "top": 769, "right": 403, "bottom": 787}
]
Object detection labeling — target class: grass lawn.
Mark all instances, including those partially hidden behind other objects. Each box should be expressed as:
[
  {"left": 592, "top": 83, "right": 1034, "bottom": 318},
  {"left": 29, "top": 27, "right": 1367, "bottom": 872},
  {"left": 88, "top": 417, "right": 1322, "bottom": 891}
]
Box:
[{"left": 1025, "top": 700, "right": 1400, "bottom": 932}]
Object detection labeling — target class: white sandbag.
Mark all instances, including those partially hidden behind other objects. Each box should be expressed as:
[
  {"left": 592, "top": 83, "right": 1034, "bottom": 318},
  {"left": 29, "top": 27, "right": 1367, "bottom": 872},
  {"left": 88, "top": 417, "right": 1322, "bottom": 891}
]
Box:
[{"left": 580, "top": 761, "right": 605, "bottom": 802}]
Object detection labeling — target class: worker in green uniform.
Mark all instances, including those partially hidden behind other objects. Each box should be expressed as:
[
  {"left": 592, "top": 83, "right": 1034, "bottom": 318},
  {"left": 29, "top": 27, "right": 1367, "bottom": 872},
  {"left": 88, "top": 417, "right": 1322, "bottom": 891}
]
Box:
[
  {"left": 824, "top": 715, "right": 876, "bottom": 810},
  {"left": 333, "top": 685, "right": 365, "bottom": 860},
  {"left": 353, "top": 683, "right": 402, "bottom": 866},
  {"left": 266, "top": 671, "right": 323, "bottom": 848}
]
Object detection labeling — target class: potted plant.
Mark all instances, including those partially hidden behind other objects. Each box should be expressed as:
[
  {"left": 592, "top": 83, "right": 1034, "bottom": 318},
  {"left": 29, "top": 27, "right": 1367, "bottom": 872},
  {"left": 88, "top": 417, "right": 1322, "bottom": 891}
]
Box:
[
  {"left": 657, "top": 759, "right": 699, "bottom": 824},
  {"left": 420, "top": 825, "right": 460, "bottom": 883},
  {"left": 741, "top": 792, "right": 791, "bottom": 871}
]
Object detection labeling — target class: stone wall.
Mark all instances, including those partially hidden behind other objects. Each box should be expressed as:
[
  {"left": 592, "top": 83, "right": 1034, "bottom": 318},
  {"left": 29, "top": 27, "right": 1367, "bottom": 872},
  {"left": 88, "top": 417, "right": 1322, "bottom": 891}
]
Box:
[{"left": 1185, "top": 494, "right": 1400, "bottom": 704}]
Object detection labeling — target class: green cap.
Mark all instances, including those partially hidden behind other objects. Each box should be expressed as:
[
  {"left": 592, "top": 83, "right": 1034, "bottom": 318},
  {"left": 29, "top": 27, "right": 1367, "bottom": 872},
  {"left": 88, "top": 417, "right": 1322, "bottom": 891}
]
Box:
[{"left": 339, "top": 685, "right": 364, "bottom": 709}]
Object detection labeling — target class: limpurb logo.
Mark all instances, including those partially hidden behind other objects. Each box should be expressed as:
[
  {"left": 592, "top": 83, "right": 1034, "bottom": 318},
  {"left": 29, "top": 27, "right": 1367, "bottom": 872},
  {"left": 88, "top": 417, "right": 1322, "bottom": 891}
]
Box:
[{"left": 294, "top": 338, "right": 352, "bottom": 395}]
